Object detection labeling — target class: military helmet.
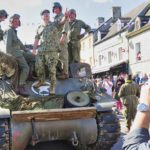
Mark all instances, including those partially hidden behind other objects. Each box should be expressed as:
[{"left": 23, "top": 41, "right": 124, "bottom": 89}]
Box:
[
  {"left": 53, "top": 2, "right": 62, "bottom": 12},
  {"left": 68, "top": 9, "right": 76, "bottom": 15},
  {"left": 0, "top": 9, "right": 8, "bottom": 18},
  {"left": 9, "top": 14, "right": 20, "bottom": 22},
  {"left": 40, "top": 9, "right": 50, "bottom": 16}
]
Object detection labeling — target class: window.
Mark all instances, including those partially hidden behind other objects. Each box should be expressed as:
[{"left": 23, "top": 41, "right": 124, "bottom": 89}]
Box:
[
  {"left": 108, "top": 51, "right": 112, "bottom": 63},
  {"left": 99, "top": 55, "right": 102, "bottom": 66},
  {"left": 135, "top": 43, "right": 141, "bottom": 61},
  {"left": 94, "top": 32, "right": 98, "bottom": 42},
  {"left": 118, "top": 47, "right": 123, "bottom": 60},
  {"left": 89, "top": 38, "right": 91, "bottom": 48},
  {"left": 98, "top": 31, "right": 101, "bottom": 41},
  {"left": 89, "top": 57, "right": 92, "bottom": 65}
]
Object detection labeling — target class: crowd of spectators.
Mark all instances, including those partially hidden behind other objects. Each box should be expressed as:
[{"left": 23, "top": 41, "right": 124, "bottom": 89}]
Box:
[{"left": 93, "top": 72, "right": 150, "bottom": 113}]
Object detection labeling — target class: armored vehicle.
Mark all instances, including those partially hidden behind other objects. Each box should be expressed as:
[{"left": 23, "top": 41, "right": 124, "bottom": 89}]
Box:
[{"left": 0, "top": 52, "right": 120, "bottom": 150}]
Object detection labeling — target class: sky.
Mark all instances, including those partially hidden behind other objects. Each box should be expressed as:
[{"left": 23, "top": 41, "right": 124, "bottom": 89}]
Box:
[{"left": 0, "top": 0, "right": 149, "bottom": 44}]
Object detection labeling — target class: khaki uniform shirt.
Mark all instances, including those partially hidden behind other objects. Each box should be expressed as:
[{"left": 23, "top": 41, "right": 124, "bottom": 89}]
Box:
[
  {"left": 68, "top": 19, "right": 91, "bottom": 42},
  {"left": 118, "top": 81, "right": 140, "bottom": 105},
  {"left": 4, "top": 27, "right": 26, "bottom": 57}
]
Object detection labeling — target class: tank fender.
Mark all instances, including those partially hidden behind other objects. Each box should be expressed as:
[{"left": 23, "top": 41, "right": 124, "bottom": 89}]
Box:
[{"left": 94, "top": 101, "right": 115, "bottom": 112}]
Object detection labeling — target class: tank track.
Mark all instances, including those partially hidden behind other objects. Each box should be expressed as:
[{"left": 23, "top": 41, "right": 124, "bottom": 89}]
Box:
[
  {"left": 0, "top": 118, "right": 10, "bottom": 150},
  {"left": 78, "top": 111, "right": 120, "bottom": 150},
  {"left": 96, "top": 111, "right": 120, "bottom": 150}
]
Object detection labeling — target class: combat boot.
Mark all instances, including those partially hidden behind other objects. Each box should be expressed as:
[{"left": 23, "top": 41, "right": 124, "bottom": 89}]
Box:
[
  {"left": 33, "top": 80, "right": 45, "bottom": 88},
  {"left": 18, "top": 85, "right": 29, "bottom": 97},
  {"left": 50, "top": 85, "right": 55, "bottom": 95}
]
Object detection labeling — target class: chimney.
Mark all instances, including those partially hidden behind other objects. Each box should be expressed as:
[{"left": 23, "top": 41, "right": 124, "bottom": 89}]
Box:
[
  {"left": 112, "top": 7, "right": 121, "bottom": 20},
  {"left": 96, "top": 17, "right": 105, "bottom": 28}
]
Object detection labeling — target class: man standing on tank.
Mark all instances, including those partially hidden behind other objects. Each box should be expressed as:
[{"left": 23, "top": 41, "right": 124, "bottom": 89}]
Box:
[
  {"left": 67, "top": 9, "right": 91, "bottom": 64},
  {"left": 33, "top": 10, "right": 61, "bottom": 94},
  {"left": 53, "top": 2, "right": 69, "bottom": 79}
]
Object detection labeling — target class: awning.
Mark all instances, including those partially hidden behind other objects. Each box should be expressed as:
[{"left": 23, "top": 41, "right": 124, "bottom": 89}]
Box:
[
  {"left": 92, "top": 66, "right": 110, "bottom": 74},
  {"left": 110, "top": 60, "right": 128, "bottom": 69},
  {"left": 92, "top": 60, "right": 128, "bottom": 74}
]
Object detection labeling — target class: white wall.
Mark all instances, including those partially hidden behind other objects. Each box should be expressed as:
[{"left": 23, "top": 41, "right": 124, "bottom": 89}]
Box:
[
  {"left": 80, "top": 33, "right": 94, "bottom": 67},
  {"left": 93, "top": 31, "right": 128, "bottom": 73},
  {"left": 129, "top": 28, "right": 150, "bottom": 75}
]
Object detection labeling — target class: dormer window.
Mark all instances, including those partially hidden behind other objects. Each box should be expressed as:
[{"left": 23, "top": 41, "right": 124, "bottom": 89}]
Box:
[
  {"left": 117, "top": 19, "right": 122, "bottom": 31},
  {"left": 134, "top": 17, "right": 141, "bottom": 31}
]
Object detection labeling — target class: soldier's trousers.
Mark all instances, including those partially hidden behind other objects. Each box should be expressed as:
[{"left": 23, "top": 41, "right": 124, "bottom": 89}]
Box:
[
  {"left": 35, "top": 51, "right": 59, "bottom": 87},
  {"left": 121, "top": 97, "right": 139, "bottom": 130},
  {"left": 16, "top": 51, "right": 35, "bottom": 85},
  {"left": 68, "top": 41, "right": 81, "bottom": 64},
  {"left": 59, "top": 43, "right": 68, "bottom": 75}
]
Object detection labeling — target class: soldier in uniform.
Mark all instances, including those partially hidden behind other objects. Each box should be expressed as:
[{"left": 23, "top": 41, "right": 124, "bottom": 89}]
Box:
[
  {"left": 118, "top": 74, "right": 140, "bottom": 131},
  {"left": 0, "top": 10, "right": 8, "bottom": 41},
  {"left": 53, "top": 2, "right": 69, "bottom": 79},
  {"left": 67, "top": 9, "right": 91, "bottom": 64},
  {"left": 33, "top": 10, "right": 61, "bottom": 94},
  {"left": 4, "top": 14, "right": 35, "bottom": 96}
]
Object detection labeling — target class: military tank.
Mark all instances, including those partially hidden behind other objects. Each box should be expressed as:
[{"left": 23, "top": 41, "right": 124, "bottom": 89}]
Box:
[{"left": 0, "top": 52, "right": 120, "bottom": 150}]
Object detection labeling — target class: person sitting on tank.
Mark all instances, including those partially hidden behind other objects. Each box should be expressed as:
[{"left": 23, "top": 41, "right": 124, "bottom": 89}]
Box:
[{"left": 4, "top": 14, "right": 35, "bottom": 97}]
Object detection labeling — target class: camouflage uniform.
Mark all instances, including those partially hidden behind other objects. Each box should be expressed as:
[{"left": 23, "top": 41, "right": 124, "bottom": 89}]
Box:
[
  {"left": 68, "top": 18, "right": 91, "bottom": 64},
  {"left": 118, "top": 80, "right": 140, "bottom": 130},
  {"left": 4, "top": 27, "right": 35, "bottom": 86},
  {"left": 35, "top": 22, "right": 60, "bottom": 93},
  {"left": 54, "top": 13, "right": 69, "bottom": 76}
]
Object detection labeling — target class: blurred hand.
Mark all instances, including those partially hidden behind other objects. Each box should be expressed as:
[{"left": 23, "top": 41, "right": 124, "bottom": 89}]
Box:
[
  {"left": 64, "top": 8, "right": 69, "bottom": 19},
  {"left": 140, "top": 83, "right": 150, "bottom": 105}
]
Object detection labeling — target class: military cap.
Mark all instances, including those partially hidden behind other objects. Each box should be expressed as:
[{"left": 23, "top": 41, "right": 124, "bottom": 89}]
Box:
[
  {"left": 53, "top": 2, "right": 62, "bottom": 12},
  {"left": 9, "top": 14, "right": 20, "bottom": 20},
  {"left": 40, "top": 9, "right": 50, "bottom": 16},
  {"left": 0, "top": 9, "right": 8, "bottom": 18},
  {"left": 68, "top": 9, "right": 76, "bottom": 15},
  {"left": 9, "top": 14, "right": 20, "bottom": 23}
]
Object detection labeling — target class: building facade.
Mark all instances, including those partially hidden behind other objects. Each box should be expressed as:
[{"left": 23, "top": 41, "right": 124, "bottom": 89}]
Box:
[
  {"left": 127, "top": 23, "right": 150, "bottom": 75},
  {"left": 92, "top": 2, "right": 150, "bottom": 76},
  {"left": 80, "top": 32, "right": 95, "bottom": 67},
  {"left": 93, "top": 30, "right": 128, "bottom": 75}
]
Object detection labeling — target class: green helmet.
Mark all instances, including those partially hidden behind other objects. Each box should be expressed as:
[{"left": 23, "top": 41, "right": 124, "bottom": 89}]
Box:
[
  {"left": 68, "top": 9, "right": 76, "bottom": 15},
  {"left": 0, "top": 9, "right": 8, "bottom": 18},
  {"left": 40, "top": 9, "right": 50, "bottom": 16},
  {"left": 9, "top": 14, "right": 20, "bottom": 23},
  {"left": 53, "top": 2, "right": 62, "bottom": 12}
]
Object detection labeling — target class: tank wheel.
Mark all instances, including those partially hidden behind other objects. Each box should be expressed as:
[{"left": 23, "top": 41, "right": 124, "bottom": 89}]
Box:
[
  {"left": 64, "top": 91, "right": 90, "bottom": 108},
  {"left": 96, "top": 111, "right": 120, "bottom": 150},
  {"left": 0, "top": 118, "right": 10, "bottom": 150}
]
